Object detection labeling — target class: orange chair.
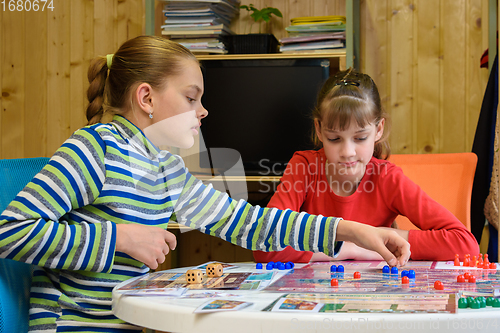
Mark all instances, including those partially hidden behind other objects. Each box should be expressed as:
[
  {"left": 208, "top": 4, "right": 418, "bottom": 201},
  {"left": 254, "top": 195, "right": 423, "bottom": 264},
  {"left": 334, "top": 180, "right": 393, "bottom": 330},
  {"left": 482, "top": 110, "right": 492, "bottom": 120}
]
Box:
[{"left": 388, "top": 153, "right": 477, "bottom": 231}]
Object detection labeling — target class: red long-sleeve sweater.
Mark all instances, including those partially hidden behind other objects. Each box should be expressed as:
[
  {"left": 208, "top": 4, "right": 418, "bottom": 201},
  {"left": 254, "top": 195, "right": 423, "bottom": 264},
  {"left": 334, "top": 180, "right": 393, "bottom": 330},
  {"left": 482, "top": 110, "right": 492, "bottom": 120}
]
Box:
[{"left": 253, "top": 149, "right": 479, "bottom": 263}]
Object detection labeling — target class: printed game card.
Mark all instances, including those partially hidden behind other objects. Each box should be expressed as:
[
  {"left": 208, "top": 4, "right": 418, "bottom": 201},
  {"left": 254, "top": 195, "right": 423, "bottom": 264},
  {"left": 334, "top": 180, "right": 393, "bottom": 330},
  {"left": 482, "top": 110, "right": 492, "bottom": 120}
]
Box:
[
  {"left": 120, "top": 288, "right": 187, "bottom": 297},
  {"left": 194, "top": 299, "right": 253, "bottom": 313},
  {"left": 195, "top": 261, "right": 238, "bottom": 271},
  {"left": 271, "top": 297, "right": 324, "bottom": 313}
]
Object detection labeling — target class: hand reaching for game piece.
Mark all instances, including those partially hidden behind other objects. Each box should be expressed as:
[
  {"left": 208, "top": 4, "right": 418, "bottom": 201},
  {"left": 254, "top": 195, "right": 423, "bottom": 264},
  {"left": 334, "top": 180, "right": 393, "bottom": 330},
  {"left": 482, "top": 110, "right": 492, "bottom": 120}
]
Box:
[
  {"left": 115, "top": 224, "right": 177, "bottom": 269},
  {"left": 335, "top": 220, "right": 410, "bottom": 267}
]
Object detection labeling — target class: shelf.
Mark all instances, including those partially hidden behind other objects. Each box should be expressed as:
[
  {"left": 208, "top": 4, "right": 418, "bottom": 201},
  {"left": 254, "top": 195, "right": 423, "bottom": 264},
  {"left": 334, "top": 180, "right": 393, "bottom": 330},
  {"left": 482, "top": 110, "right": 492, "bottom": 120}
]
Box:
[
  {"left": 195, "top": 50, "right": 346, "bottom": 61},
  {"left": 148, "top": 0, "right": 359, "bottom": 69},
  {"left": 195, "top": 175, "right": 282, "bottom": 182}
]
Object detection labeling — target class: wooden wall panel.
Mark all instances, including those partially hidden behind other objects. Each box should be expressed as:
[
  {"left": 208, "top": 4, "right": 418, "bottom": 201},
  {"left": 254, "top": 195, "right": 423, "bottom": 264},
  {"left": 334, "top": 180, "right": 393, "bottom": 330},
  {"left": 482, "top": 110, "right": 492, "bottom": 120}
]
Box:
[
  {"left": 416, "top": 0, "right": 441, "bottom": 154},
  {"left": 0, "top": 0, "right": 144, "bottom": 159},
  {"left": 47, "top": 1, "right": 71, "bottom": 153},
  {"left": 358, "top": 0, "right": 488, "bottom": 154},
  {"left": 25, "top": 9, "right": 48, "bottom": 158},
  {"left": 70, "top": 0, "right": 94, "bottom": 136},
  {"left": 2, "top": 10, "right": 25, "bottom": 158}
]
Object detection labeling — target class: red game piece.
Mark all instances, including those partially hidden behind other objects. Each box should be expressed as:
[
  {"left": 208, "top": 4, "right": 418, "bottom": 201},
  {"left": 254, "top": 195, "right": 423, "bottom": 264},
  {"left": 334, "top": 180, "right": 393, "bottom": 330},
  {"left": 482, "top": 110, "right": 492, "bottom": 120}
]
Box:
[
  {"left": 354, "top": 271, "right": 361, "bottom": 279},
  {"left": 468, "top": 275, "right": 476, "bottom": 283},
  {"left": 489, "top": 263, "right": 497, "bottom": 270},
  {"left": 472, "top": 255, "right": 477, "bottom": 267},
  {"left": 478, "top": 254, "right": 484, "bottom": 268},
  {"left": 434, "top": 281, "right": 444, "bottom": 290},
  {"left": 463, "top": 256, "right": 470, "bottom": 267},
  {"left": 402, "top": 276, "right": 409, "bottom": 284},
  {"left": 464, "top": 272, "right": 471, "bottom": 280},
  {"left": 454, "top": 254, "right": 460, "bottom": 267},
  {"left": 330, "top": 278, "right": 338, "bottom": 287},
  {"left": 457, "top": 275, "right": 465, "bottom": 283}
]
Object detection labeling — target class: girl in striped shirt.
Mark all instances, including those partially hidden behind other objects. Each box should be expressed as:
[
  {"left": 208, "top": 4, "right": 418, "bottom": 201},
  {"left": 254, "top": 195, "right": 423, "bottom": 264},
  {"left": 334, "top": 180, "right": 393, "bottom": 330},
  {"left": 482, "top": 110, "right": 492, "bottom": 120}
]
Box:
[{"left": 0, "top": 36, "right": 410, "bottom": 332}]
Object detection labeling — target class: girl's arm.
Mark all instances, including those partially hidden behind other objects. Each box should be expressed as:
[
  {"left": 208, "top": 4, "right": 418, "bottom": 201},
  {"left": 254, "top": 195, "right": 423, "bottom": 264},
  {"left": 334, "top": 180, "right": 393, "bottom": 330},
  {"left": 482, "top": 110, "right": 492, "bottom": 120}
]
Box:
[
  {"left": 0, "top": 127, "right": 115, "bottom": 272},
  {"left": 173, "top": 171, "right": 410, "bottom": 266},
  {"left": 0, "top": 126, "right": 177, "bottom": 271},
  {"left": 254, "top": 153, "right": 316, "bottom": 263}
]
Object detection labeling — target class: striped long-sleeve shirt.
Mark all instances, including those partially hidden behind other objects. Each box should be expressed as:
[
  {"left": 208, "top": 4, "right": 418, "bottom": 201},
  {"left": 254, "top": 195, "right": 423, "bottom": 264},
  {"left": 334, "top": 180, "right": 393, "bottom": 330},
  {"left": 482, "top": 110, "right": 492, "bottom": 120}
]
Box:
[{"left": 0, "top": 115, "right": 342, "bottom": 332}]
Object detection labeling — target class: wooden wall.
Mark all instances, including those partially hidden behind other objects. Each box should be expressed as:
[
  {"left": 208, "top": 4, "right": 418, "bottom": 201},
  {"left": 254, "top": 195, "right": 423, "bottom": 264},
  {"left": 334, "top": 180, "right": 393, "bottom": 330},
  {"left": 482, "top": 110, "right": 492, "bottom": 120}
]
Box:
[
  {"left": 0, "top": 0, "right": 490, "bottom": 157},
  {"left": 0, "top": 0, "right": 143, "bottom": 159}
]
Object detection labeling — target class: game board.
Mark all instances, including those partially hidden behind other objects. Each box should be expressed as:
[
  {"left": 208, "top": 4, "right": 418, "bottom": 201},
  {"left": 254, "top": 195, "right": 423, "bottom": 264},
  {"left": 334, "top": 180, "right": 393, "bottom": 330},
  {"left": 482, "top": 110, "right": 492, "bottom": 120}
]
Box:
[
  {"left": 264, "top": 293, "right": 458, "bottom": 313},
  {"left": 264, "top": 261, "right": 500, "bottom": 297},
  {"left": 118, "top": 271, "right": 252, "bottom": 291}
]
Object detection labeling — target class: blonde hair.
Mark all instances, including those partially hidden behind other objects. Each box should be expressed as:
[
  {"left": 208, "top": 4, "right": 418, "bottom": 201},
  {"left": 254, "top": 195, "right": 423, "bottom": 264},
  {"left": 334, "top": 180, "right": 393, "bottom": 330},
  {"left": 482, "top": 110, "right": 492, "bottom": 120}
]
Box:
[
  {"left": 85, "top": 35, "right": 198, "bottom": 125},
  {"left": 311, "top": 69, "right": 391, "bottom": 159}
]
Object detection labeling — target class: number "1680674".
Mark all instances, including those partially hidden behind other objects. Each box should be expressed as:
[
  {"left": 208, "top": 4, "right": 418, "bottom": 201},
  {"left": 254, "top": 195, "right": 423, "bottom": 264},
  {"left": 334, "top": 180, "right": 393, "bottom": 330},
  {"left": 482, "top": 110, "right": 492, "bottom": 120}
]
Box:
[{"left": 1, "top": 0, "right": 54, "bottom": 11}]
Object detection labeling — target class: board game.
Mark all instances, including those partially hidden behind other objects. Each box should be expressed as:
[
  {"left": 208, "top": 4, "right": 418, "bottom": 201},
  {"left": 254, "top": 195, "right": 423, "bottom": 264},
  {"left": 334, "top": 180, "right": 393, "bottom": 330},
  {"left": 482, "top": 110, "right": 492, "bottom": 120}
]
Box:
[
  {"left": 260, "top": 260, "right": 500, "bottom": 314},
  {"left": 265, "top": 261, "right": 500, "bottom": 297}
]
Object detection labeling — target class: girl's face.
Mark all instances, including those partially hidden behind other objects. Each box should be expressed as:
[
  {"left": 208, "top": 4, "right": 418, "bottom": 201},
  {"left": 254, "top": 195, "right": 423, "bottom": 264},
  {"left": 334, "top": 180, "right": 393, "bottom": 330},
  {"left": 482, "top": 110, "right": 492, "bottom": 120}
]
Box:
[
  {"left": 144, "top": 59, "right": 208, "bottom": 149},
  {"left": 315, "top": 116, "right": 384, "bottom": 183}
]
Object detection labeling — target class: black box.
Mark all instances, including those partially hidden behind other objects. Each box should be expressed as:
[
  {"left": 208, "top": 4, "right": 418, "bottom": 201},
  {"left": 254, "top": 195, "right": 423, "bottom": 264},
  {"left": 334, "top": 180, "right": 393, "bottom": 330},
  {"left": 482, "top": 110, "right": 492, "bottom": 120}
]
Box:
[{"left": 227, "top": 34, "right": 279, "bottom": 54}]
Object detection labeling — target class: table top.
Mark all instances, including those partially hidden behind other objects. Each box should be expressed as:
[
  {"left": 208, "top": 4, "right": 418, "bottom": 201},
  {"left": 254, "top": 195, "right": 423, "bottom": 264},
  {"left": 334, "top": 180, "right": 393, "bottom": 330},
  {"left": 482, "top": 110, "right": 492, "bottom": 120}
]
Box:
[{"left": 112, "top": 262, "right": 500, "bottom": 333}]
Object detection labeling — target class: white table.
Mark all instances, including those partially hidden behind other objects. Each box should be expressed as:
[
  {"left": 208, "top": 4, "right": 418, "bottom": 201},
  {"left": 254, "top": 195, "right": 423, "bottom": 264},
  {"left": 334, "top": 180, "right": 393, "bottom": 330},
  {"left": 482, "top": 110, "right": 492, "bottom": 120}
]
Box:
[{"left": 112, "top": 263, "right": 500, "bottom": 333}]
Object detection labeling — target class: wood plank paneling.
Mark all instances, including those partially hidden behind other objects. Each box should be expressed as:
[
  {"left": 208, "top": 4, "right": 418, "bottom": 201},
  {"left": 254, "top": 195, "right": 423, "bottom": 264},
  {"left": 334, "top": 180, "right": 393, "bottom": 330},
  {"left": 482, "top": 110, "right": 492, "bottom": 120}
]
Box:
[
  {"left": 442, "top": 0, "right": 467, "bottom": 153},
  {"left": 25, "top": 9, "right": 48, "bottom": 158},
  {"left": 2, "top": 10, "right": 25, "bottom": 158},
  {"left": 361, "top": 0, "right": 389, "bottom": 135},
  {"left": 388, "top": 0, "right": 415, "bottom": 153},
  {"left": 70, "top": 0, "right": 94, "bottom": 135},
  {"left": 416, "top": 0, "right": 441, "bottom": 154},
  {"left": 47, "top": 1, "right": 71, "bottom": 154},
  {"left": 0, "top": 0, "right": 490, "bottom": 158}
]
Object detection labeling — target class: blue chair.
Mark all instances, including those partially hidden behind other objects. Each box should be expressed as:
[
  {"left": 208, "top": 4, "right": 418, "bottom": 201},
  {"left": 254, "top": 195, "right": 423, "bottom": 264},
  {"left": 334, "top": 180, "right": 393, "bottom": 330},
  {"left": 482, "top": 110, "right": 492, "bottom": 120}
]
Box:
[{"left": 0, "top": 157, "right": 50, "bottom": 333}]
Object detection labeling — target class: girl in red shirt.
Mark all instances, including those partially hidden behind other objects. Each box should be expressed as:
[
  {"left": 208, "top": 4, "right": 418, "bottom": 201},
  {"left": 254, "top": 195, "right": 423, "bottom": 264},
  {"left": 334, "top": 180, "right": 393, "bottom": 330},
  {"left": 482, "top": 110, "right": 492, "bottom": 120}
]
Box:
[{"left": 254, "top": 69, "right": 479, "bottom": 263}]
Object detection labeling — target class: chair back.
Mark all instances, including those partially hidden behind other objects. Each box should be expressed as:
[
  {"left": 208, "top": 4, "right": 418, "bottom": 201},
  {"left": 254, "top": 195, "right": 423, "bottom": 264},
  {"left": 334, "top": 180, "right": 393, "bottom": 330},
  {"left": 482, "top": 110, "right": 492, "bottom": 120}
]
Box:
[
  {"left": 0, "top": 157, "right": 50, "bottom": 333},
  {"left": 388, "top": 153, "right": 477, "bottom": 231}
]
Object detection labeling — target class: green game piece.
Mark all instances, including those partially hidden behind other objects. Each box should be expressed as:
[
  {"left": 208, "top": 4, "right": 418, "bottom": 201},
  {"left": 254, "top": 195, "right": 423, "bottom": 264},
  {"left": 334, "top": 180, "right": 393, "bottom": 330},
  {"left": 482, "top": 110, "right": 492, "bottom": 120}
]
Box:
[
  {"left": 476, "top": 296, "right": 486, "bottom": 308},
  {"left": 470, "top": 299, "right": 481, "bottom": 309},
  {"left": 486, "top": 297, "right": 495, "bottom": 306},
  {"left": 458, "top": 298, "right": 468, "bottom": 309},
  {"left": 493, "top": 299, "right": 500, "bottom": 308},
  {"left": 467, "top": 296, "right": 475, "bottom": 306}
]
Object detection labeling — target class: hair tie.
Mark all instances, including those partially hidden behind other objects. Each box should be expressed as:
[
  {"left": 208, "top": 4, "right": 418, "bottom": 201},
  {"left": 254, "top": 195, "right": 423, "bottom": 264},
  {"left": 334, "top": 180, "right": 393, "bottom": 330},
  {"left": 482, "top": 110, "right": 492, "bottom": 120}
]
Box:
[
  {"left": 106, "top": 54, "right": 114, "bottom": 70},
  {"left": 335, "top": 79, "right": 360, "bottom": 87}
]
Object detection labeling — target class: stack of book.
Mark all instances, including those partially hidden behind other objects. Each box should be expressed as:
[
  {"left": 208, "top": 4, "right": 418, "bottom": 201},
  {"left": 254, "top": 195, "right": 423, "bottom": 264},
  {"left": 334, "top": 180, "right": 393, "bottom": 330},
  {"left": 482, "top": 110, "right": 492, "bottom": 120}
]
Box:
[
  {"left": 280, "top": 16, "right": 346, "bottom": 53},
  {"left": 161, "top": 0, "right": 240, "bottom": 54}
]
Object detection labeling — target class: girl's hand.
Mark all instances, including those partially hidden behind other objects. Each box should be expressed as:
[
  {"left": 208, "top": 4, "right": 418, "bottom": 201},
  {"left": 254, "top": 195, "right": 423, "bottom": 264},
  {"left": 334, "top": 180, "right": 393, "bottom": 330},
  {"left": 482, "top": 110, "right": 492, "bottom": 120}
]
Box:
[
  {"left": 115, "top": 224, "right": 177, "bottom": 269},
  {"left": 336, "top": 220, "right": 411, "bottom": 267}
]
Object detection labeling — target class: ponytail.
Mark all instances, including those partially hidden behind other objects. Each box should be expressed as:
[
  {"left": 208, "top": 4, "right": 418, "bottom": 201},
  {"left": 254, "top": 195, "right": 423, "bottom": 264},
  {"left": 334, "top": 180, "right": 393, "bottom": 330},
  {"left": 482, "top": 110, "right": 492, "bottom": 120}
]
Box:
[{"left": 86, "top": 57, "right": 108, "bottom": 125}]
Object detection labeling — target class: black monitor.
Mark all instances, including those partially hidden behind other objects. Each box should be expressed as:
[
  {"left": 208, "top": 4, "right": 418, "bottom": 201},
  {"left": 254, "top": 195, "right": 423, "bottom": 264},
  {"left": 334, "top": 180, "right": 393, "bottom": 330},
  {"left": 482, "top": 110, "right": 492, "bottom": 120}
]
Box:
[{"left": 199, "top": 58, "right": 330, "bottom": 176}]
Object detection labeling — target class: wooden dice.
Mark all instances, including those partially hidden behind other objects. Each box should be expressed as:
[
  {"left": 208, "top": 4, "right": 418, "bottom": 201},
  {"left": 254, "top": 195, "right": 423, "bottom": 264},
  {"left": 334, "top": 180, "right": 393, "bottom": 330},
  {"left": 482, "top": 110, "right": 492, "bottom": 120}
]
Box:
[
  {"left": 206, "top": 263, "right": 223, "bottom": 277},
  {"left": 186, "top": 269, "right": 203, "bottom": 284}
]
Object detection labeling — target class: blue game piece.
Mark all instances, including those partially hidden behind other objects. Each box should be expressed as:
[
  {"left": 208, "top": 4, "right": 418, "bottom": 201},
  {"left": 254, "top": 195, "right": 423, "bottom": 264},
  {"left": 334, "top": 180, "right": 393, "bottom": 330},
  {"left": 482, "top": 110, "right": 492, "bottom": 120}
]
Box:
[
  {"left": 408, "top": 270, "right": 416, "bottom": 279},
  {"left": 285, "top": 262, "right": 293, "bottom": 269},
  {"left": 266, "top": 262, "right": 274, "bottom": 270},
  {"left": 330, "top": 265, "right": 337, "bottom": 273},
  {"left": 278, "top": 262, "right": 286, "bottom": 270},
  {"left": 274, "top": 261, "right": 282, "bottom": 269},
  {"left": 286, "top": 261, "right": 294, "bottom": 269},
  {"left": 401, "top": 270, "right": 408, "bottom": 278},
  {"left": 256, "top": 263, "right": 263, "bottom": 269},
  {"left": 382, "top": 265, "right": 390, "bottom": 274},
  {"left": 337, "top": 265, "right": 344, "bottom": 272},
  {"left": 390, "top": 266, "right": 398, "bottom": 275}
]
